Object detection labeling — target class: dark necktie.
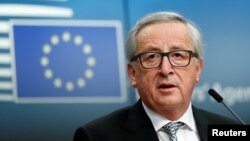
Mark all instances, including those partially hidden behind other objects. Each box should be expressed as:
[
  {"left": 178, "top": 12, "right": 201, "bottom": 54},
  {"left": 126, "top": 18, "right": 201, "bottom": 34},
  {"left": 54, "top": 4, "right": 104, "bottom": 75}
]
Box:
[{"left": 162, "top": 122, "right": 185, "bottom": 141}]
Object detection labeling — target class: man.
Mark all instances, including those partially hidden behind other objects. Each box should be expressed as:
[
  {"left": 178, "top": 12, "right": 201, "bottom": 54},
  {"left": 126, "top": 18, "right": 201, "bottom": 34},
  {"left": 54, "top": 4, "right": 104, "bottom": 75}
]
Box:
[{"left": 73, "top": 11, "right": 239, "bottom": 141}]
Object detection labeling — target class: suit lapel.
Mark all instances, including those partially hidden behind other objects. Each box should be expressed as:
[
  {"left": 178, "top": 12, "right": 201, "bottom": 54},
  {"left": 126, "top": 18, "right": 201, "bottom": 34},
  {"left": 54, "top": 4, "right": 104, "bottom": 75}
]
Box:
[
  {"left": 125, "top": 100, "right": 159, "bottom": 141},
  {"left": 192, "top": 106, "right": 208, "bottom": 141}
]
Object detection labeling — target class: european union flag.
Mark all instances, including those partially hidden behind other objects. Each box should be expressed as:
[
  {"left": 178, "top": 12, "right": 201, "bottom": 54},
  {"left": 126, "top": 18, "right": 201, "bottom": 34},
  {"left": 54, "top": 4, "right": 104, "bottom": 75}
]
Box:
[{"left": 10, "top": 20, "right": 127, "bottom": 103}]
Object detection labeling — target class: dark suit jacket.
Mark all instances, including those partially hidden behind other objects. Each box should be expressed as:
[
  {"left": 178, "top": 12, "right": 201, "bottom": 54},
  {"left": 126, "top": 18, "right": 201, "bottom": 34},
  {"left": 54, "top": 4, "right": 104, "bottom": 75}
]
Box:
[{"left": 73, "top": 100, "right": 239, "bottom": 141}]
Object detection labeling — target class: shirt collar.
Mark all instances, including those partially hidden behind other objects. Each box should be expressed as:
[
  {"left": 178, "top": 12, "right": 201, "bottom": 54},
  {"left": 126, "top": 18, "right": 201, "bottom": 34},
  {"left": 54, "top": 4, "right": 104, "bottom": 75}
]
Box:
[{"left": 142, "top": 102, "right": 197, "bottom": 133}]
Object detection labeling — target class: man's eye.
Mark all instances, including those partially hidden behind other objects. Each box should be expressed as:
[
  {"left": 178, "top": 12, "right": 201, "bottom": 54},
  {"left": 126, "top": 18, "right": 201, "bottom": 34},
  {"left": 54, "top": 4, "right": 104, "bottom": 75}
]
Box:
[
  {"left": 171, "top": 52, "right": 185, "bottom": 59},
  {"left": 145, "top": 53, "right": 160, "bottom": 60},
  {"left": 141, "top": 53, "right": 159, "bottom": 62},
  {"left": 148, "top": 54, "right": 157, "bottom": 59},
  {"left": 173, "top": 53, "right": 182, "bottom": 57}
]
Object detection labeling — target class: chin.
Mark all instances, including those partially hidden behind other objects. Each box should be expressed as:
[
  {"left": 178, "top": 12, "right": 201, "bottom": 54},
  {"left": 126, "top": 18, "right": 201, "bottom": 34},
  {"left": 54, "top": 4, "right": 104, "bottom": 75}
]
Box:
[{"left": 156, "top": 96, "right": 181, "bottom": 106}]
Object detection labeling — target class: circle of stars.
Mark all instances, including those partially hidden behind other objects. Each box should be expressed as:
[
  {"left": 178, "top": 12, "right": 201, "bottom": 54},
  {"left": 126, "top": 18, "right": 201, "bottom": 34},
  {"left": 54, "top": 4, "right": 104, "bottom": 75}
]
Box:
[{"left": 40, "top": 31, "right": 96, "bottom": 92}]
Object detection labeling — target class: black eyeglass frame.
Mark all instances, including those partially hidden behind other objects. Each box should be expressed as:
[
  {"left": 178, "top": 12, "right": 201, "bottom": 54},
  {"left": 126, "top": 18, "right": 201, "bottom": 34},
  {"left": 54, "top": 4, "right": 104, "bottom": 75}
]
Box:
[{"left": 129, "top": 50, "right": 198, "bottom": 69}]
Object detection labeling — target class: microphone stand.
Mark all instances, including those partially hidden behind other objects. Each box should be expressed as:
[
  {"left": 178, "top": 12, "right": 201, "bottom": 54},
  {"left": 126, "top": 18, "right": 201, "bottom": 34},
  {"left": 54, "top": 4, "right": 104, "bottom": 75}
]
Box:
[{"left": 221, "top": 101, "right": 246, "bottom": 125}]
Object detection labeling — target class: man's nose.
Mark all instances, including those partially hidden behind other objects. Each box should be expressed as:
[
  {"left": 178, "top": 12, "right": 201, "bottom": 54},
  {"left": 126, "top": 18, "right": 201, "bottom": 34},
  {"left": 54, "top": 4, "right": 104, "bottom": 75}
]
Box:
[{"left": 160, "top": 56, "right": 173, "bottom": 74}]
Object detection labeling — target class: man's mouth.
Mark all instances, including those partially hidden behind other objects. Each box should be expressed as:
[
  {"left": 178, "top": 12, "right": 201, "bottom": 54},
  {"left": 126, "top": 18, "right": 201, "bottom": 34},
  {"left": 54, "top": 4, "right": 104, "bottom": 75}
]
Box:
[{"left": 158, "top": 83, "right": 177, "bottom": 89}]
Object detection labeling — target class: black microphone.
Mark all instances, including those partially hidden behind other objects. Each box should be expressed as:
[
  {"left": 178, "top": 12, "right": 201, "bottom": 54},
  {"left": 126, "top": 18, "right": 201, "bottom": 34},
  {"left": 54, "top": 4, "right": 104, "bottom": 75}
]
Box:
[{"left": 208, "top": 88, "right": 246, "bottom": 125}]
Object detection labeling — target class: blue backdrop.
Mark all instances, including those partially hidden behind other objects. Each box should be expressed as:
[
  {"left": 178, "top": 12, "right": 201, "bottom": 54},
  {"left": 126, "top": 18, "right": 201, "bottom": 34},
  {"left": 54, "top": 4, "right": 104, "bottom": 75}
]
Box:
[{"left": 0, "top": 0, "right": 250, "bottom": 141}]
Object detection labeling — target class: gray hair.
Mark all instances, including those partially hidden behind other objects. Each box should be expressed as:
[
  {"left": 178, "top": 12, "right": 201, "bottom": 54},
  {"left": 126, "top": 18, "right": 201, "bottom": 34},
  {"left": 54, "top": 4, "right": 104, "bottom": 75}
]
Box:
[{"left": 125, "top": 11, "right": 204, "bottom": 61}]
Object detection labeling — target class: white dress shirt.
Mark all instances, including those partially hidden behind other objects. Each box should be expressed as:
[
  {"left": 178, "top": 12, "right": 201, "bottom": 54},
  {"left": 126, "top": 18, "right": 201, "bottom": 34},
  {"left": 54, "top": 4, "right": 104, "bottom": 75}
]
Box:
[{"left": 142, "top": 102, "right": 200, "bottom": 141}]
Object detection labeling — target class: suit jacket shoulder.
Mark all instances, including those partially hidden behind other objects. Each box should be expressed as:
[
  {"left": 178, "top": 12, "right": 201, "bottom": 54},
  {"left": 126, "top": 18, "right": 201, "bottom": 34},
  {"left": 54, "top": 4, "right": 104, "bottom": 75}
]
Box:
[
  {"left": 73, "top": 100, "right": 159, "bottom": 141},
  {"left": 192, "top": 105, "right": 240, "bottom": 141},
  {"left": 193, "top": 105, "right": 240, "bottom": 125}
]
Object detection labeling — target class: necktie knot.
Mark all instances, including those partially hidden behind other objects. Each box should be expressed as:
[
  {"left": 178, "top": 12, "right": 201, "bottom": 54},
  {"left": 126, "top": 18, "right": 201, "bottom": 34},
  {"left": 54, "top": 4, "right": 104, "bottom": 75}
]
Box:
[{"left": 162, "top": 122, "right": 184, "bottom": 141}]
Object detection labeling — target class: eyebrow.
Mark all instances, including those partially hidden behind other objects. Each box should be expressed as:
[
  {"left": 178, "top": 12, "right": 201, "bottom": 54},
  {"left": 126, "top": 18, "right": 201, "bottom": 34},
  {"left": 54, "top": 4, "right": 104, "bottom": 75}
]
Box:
[
  {"left": 169, "top": 46, "right": 187, "bottom": 51},
  {"left": 138, "top": 46, "right": 162, "bottom": 53},
  {"left": 139, "top": 45, "right": 191, "bottom": 53}
]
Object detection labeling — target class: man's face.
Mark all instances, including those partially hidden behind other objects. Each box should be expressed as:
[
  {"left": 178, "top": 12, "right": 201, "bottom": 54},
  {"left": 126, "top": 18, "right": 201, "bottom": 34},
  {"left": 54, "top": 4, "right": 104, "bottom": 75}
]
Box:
[{"left": 127, "top": 22, "right": 203, "bottom": 115}]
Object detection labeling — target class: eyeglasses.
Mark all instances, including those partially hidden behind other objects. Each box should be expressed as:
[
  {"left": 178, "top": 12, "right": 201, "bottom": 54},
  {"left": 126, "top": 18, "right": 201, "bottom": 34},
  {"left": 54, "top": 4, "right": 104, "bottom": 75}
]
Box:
[{"left": 130, "top": 50, "right": 198, "bottom": 69}]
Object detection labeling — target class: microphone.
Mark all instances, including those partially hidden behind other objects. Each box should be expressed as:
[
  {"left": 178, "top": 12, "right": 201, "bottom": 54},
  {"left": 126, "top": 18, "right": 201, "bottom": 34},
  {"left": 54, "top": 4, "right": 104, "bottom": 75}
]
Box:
[{"left": 208, "top": 88, "right": 246, "bottom": 125}]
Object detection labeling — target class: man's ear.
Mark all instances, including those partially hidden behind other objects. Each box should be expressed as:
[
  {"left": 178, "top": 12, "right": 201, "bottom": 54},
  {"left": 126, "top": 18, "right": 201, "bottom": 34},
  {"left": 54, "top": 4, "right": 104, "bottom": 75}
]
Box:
[
  {"left": 196, "top": 59, "right": 204, "bottom": 83},
  {"left": 127, "top": 63, "right": 137, "bottom": 87}
]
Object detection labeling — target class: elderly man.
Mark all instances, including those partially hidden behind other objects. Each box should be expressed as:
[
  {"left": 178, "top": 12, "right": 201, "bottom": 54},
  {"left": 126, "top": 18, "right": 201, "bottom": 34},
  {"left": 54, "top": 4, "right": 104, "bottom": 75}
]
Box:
[{"left": 73, "top": 11, "right": 238, "bottom": 141}]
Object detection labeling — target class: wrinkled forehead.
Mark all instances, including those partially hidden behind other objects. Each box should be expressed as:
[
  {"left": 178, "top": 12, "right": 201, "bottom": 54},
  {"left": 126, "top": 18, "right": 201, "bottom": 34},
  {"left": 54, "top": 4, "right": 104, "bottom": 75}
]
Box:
[{"left": 135, "top": 22, "right": 193, "bottom": 51}]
